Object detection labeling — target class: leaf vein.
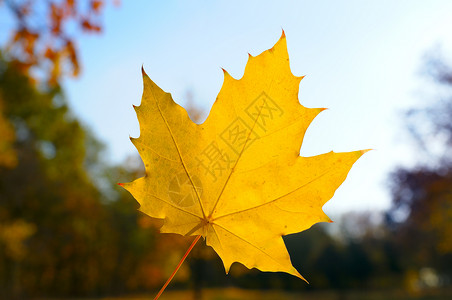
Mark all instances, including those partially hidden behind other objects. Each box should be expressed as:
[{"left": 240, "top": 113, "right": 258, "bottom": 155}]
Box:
[
  {"left": 146, "top": 193, "right": 202, "bottom": 219},
  {"left": 149, "top": 86, "right": 207, "bottom": 219},
  {"left": 209, "top": 102, "right": 264, "bottom": 216},
  {"left": 214, "top": 167, "right": 331, "bottom": 220},
  {"left": 213, "top": 223, "right": 288, "bottom": 268},
  {"left": 133, "top": 138, "right": 179, "bottom": 162}
]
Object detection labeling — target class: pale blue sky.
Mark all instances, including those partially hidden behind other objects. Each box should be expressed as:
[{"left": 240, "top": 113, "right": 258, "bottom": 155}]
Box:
[{"left": 4, "top": 1, "right": 452, "bottom": 216}]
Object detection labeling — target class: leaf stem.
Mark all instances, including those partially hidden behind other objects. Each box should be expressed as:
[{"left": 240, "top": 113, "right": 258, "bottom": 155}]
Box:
[{"left": 153, "top": 235, "right": 201, "bottom": 300}]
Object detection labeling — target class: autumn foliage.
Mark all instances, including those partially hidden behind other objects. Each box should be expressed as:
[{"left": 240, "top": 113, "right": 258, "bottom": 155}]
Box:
[{"left": 3, "top": 0, "right": 118, "bottom": 84}]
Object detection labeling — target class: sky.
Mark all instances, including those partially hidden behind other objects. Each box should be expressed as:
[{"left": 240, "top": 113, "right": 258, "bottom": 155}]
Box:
[{"left": 5, "top": 1, "right": 452, "bottom": 217}]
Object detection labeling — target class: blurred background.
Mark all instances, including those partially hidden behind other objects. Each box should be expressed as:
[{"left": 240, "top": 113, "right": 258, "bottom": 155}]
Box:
[{"left": 1, "top": 1, "right": 452, "bottom": 299}]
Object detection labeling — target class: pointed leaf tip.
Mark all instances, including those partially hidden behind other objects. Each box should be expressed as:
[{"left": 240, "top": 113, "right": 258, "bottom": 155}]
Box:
[
  {"left": 221, "top": 67, "right": 231, "bottom": 78},
  {"left": 281, "top": 28, "right": 286, "bottom": 39},
  {"left": 291, "top": 267, "right": 308, "bottom": 283},
  {"left": 141, "top": 65, "right": 148, "bottom": 77},
  {"left": 117, "top": 182, "right": 124, "bottom": 187}
]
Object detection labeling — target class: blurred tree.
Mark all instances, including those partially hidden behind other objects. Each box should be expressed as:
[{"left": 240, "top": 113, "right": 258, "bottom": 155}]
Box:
[
  {"left": 0, "top": 0, "right": 118, "bottom": 193},
  {"left": 387, "top": 53, "right": 452, "bottom": 283},
  {"left": 0, "top": 3, "right": 121, "bottom": 297},
  {"left": 0, "top": 55, "right": 111, "bottom": 298},
  {"left": 1, "top": 0, "right": 119, "bottom": 85},
  {"left": 338, "top": 212, "right": 402, "bottom": 288},
  {"left": 389, "top": 169, "right": 452, "bottom": 274}
]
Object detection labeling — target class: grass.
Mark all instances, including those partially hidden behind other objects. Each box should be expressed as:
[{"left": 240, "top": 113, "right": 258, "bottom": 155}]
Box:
[{"left": 39, "top": 287, "right": 452, "bottom": 300}]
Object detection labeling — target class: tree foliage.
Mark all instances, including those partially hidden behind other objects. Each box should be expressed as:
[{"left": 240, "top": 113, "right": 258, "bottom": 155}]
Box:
[
  {"left": 1, "top": 0, "right": 118, "bottom": 84},
  {"left": 387, "top": 54, "right": 452, "bottom": 283}
]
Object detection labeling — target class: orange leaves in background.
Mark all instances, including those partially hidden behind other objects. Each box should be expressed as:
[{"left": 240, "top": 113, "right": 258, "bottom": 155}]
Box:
[
  {"left": 3, "top": 0, "right": 119, "bottom": 84},
  {"left": 120, "top": 31, "right": 368, "bottom": 282}
]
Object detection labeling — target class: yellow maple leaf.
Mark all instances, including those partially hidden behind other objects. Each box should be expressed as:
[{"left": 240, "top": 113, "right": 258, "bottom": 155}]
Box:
[{"left": 120, "top": 31, "right": 367, "bottom": 282}]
